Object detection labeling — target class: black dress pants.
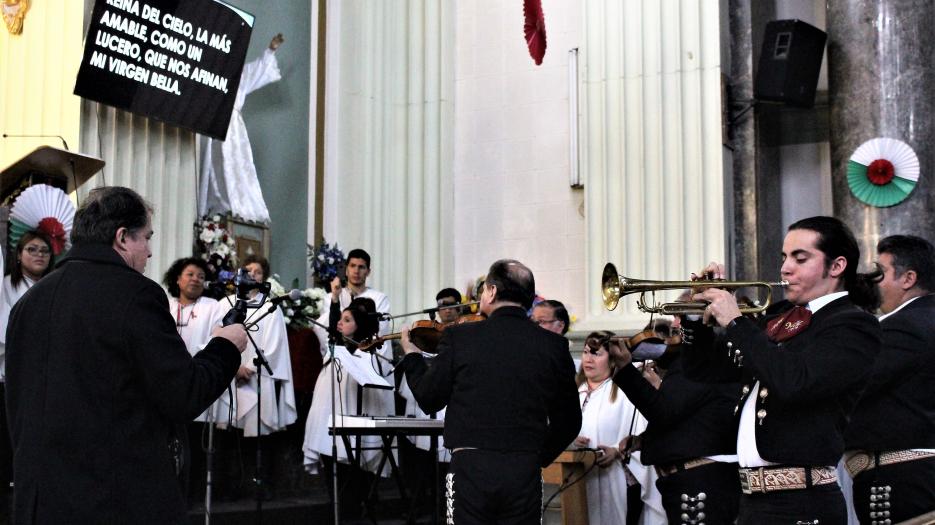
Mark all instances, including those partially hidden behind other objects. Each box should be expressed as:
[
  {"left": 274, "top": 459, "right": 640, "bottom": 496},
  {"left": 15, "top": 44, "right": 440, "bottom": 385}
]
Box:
[
  {"left": 447, "top": 449, "right": 541, "bottom": 525},
  {"left": 738, "top": 483, "right": 846, "bottom": 525},
  {"left": 852, "top": 457, "right": 935, "bottom": 524},
  {"left": 656, "top": 462, "right": 740, "bottom": 525}
]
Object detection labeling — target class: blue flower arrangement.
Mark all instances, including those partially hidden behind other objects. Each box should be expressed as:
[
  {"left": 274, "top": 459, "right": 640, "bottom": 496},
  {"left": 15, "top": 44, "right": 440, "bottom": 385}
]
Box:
[{"left": 308, "top": 240, "right": 346, "bottom": 287}]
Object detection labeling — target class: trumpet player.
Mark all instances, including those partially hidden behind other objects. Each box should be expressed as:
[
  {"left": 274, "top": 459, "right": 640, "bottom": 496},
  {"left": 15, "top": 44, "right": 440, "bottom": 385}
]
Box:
[{"left": 688, "top": 216, "right": 882, "bottom": 525}]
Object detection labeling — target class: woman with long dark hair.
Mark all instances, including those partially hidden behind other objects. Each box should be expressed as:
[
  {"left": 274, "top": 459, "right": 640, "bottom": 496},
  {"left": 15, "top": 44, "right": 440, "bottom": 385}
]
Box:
[{"left": 0, "top": 230, "right": 55, "bottom": 502}]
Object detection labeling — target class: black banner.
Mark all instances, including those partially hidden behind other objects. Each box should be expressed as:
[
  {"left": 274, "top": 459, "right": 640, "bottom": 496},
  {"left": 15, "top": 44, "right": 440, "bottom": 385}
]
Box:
[{"left": 74, "top": 0, "right": 254, "bottom": 140}]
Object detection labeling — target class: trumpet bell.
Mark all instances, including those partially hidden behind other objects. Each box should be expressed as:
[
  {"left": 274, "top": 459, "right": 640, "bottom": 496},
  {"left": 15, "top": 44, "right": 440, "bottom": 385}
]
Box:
[{"left": 602, "top": 263, "right": 622, "bottom": 311}]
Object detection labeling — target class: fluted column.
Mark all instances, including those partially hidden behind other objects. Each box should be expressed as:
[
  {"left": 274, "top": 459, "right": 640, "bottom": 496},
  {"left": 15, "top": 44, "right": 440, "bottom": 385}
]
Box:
[
  {"left": 323, "top": 0, "right": 455, "bottom": 312},
  {"left": 827, "top": 0, "right": 935, "bottom": 257}
]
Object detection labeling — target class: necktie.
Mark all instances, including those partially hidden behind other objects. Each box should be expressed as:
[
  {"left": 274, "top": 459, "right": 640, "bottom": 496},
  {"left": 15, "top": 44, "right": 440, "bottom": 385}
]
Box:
[{"left": 765, "top": 306, "right": 812, "bottom": 342}]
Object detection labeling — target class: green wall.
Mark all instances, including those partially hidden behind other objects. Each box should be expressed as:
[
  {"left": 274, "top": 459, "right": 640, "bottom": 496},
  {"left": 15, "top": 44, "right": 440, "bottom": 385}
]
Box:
[{"left": 230, "top": 0, "right": 311, "bottom": 288}]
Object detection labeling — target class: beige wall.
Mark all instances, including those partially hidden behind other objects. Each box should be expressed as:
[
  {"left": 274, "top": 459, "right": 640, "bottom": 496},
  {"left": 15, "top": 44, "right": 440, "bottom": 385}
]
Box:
[
  {"left": 452, "top": 0, "right": 586, "bottom": 318},
  {"left": 0, "top": 1, "right": 84, "bottom": 170}
]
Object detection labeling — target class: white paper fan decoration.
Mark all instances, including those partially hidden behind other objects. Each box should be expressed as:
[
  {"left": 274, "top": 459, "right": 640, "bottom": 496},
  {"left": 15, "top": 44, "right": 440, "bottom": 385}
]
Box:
[
  {"left": 9, "top": 184, "right": 76, "bottom": 255},
  {"left": 847, "top": 138, "right": 920, "bottom": 207}
]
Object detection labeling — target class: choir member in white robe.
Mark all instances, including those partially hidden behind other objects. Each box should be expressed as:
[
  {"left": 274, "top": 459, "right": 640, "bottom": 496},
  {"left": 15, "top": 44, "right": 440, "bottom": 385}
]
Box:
[
  {"left": 214, "top": 257, "right": 296, "bottom": 436},
  {"left": 198, "top": 34, "right": 283, "bottom": 223},
  {"left": 303, "top": 298, "right": 395, "bottom": 476},
  {"left": 304, "top": 250, "right": 395, "bottom": 475},
  {"left": 575, "top": 332, "right": 666, "bottom": 525},
  {"left": 163, "top": 258, "right": 228, "bottom": 423}
]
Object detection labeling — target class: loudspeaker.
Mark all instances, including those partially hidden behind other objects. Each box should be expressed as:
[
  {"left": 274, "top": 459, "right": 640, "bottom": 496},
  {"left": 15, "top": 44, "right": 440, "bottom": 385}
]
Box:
[{"left": 755, "top": 19, "right": 827, "bottom": 107}]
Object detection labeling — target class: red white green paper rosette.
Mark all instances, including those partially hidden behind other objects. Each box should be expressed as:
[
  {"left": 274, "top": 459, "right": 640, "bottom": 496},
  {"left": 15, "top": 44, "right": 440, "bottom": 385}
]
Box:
[
  {"left": 847, "top": 138, "right": 919, "bottom": 207},
  {"left": 9, "top": 184, "right": 76, "bottom": 256}
]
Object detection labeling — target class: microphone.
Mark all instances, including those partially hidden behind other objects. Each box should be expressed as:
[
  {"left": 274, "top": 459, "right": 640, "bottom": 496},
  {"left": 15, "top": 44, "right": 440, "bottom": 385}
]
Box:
[
  {"left": 2, "top": 133, "right": 70, "bottom": 150},
  {"left": 270, "top": 289, "right": 303, "bottom": 305}
]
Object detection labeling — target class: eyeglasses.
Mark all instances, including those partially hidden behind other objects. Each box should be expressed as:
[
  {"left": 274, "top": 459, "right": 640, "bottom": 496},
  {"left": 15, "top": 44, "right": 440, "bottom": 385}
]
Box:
[
  {"left": 533, "top": 318, "right": 559, "bottom": 326},
  {"left": 24, "top": 246, "right": 51, "bottom": 257}
]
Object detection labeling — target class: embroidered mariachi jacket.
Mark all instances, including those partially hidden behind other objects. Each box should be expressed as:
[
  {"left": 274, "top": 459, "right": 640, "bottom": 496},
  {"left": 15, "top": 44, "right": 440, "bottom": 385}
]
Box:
[
  {"left": 845, "top": 294, "right": 935, "bottom": 451},
  {"left": 613, "top": 352, "right": 739, "bottom": 466},
  {"left": 685, "top": 298, "right": 882, "bottom": 466}
]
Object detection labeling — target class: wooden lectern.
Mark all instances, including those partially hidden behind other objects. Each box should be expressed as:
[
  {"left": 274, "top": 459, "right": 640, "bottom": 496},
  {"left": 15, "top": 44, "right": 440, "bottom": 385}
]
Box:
[
  {"left": 0, "top": 146, "right": 104, "bottom": 255},
  {"left": 542, "top": 450, "right": 596, "bottom": 525}
]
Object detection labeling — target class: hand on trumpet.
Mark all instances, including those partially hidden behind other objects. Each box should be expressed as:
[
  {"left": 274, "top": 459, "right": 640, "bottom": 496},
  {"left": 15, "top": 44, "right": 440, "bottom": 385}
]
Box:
[{"left": 691, "top": 261, "right": 742, "bottom": 327}]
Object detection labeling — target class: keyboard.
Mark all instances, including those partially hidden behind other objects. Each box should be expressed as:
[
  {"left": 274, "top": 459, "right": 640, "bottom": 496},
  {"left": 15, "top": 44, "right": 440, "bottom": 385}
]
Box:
[{"left": 329, "top": 415, "right": 444, "bottom": 429}]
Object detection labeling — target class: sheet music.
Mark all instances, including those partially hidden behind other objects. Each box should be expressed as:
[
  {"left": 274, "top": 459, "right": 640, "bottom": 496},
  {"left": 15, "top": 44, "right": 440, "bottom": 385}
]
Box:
[{"left": 333, "top": 346, "right": 393, "bottom": 389}]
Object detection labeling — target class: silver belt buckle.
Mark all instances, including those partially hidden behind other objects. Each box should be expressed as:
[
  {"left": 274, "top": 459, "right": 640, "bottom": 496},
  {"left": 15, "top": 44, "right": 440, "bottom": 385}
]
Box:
[{"left": 738, "top": 470, "right": 753, "bottom": 494}]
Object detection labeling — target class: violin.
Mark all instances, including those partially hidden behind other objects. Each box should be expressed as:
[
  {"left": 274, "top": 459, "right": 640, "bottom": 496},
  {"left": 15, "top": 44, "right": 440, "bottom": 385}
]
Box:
[
  {"left": 358, "top": 313, "right": 485, "bottom": 353},
  {"left": 588, "top": 328, "right": 665, "bottom": 352}
]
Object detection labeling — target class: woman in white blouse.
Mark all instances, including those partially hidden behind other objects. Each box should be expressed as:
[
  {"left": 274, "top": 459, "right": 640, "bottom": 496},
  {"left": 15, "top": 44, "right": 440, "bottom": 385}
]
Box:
[{"left": 574, "top": 331, "right": 666, "bottom": 525}]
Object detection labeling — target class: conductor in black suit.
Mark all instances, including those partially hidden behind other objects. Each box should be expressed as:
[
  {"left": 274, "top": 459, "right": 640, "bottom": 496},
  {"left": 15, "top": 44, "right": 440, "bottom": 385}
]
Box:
[
  {"left": 844, "top": 234, "right": 935, "bottom": 524},
  {"left": 399, "top": 259, "right": 581, "bottom": 525}
]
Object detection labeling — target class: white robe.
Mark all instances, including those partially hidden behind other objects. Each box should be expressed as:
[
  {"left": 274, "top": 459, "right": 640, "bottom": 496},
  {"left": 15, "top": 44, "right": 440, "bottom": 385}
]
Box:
[
  {"left": 198, "top": 48, "right": 281, "bottom": 223},
  {"left": 214, "top": 294, "right": 297, "bottom": 436},
  {"left": 304, "top": 286, "right": 395, "bottom": 475},
  {"left": 167, "top": 295, "right": 226, "bottom": 423},
  {"left": 578, "top": 379, "right": 666, "bottom": 525},
  {"left": 302, "top": 345, "right": 396, "bottom": 476},
  {"left": 0, "top": 274, "right": 30, "bottom": 381}
]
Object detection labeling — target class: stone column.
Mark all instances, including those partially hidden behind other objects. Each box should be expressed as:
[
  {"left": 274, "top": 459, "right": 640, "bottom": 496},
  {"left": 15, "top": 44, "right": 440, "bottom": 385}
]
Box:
[{"left": 826, "top": 0, "right": 935, "bottom": 258}]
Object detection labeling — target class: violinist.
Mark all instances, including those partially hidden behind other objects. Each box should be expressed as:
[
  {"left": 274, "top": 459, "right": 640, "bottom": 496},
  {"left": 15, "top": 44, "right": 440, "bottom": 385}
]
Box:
[
  {"left": 395, "top": 287, "right": 465, "bottom": 518},
  {"left": 399, "top": 259, "right": 580, "bottom": 524},
  {"left": 435, "top": 288, "right": 463, "bottom": 323},
  {"left": 302, "top": 297, "right": 390, "bottom": 519},
  {"left": 608, "top": 299, "right": 742, "bottom": 525}
]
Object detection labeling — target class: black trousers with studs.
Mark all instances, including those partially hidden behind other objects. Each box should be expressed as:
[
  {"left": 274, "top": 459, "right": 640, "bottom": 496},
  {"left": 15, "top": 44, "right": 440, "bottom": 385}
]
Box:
[
  {"left": 852, "top": 456, "right": 935, "bottom": 525},
  {"left": 656, "top": 461, "right": 740, "bottom": 525}
]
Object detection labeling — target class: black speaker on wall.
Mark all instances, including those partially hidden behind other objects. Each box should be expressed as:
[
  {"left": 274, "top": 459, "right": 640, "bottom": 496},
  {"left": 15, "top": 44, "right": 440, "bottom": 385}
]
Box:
[{"left": 755, "top": 19, "right": 827, "bottom": 107}]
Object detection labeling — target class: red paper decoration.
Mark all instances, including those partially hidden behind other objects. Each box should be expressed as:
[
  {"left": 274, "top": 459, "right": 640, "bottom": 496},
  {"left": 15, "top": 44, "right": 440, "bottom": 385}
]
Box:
[{"left": 524, "top": 0, "right": 547, "bottom": 65}]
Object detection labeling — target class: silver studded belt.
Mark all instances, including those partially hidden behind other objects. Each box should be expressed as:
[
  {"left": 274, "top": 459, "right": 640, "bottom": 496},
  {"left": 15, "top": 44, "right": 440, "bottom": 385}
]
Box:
[
  {"left": 737, "top": 465, "right": 837, "bottom": 494},
  {"left": 844, "top": 449, "right": 935, "bottom": 477}
]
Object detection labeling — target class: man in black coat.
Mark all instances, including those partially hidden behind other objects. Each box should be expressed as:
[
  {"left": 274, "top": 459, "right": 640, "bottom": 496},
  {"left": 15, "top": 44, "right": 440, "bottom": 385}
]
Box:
[
  {"left": 399, "top": 259, "right": 581, "bottom": 525},
  {"left": 691, "top": 216, "right": 883, "bottom": 525},
  {"left": 5, "top": 187, "right": 247, "bottom": 524},
  {"left": 844, "top": 234, "right": 935, "bottom": 524},
  {"left": 610, "top": 315, "right": 741, "bottom": 524}
]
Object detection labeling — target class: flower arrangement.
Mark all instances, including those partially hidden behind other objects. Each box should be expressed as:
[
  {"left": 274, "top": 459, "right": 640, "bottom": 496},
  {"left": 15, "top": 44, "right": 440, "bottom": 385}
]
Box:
[
  {"left": 268, "top": 276, "right": 327, "bottom": 330},
  {"left": 308, "top": 240, "right": 346, "bottom": 287},
  {"left": 195, "top": 215, "right": 238, "bottom": 279}
]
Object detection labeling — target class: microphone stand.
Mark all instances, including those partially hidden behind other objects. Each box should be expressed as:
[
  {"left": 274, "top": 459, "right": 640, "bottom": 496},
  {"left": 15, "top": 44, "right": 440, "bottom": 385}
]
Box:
[
  {"left": 305, "top": 315, "right": 356, "bottom": 525},
  {"left": 223, "top": 297, "right": 274, "bottom": 525}
]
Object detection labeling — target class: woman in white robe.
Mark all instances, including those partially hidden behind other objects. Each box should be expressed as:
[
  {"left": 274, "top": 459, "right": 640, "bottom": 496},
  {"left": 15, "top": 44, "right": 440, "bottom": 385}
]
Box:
[
  {"left": 163, "top": 258, "right": 227, "bottom": 424},
  {"left": 214, "top": 298, "right": 296, "bottom": 435},
  {"left": 575, "top": 331, "right": 666, "bottom": 525},
  {"left": 213, "top": 257, "right": 296, "bottom": 436},
  {"left": 198, "top": 34, "right": 283, "bottom": 223},
  {"left": 303, "top": 298, "right": 395, "bottom": 476}
]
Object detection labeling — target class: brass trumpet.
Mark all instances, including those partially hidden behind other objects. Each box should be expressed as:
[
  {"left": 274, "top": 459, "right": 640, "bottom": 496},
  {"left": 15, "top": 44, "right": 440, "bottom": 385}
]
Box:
[{"left": 601, "top": 262, "right": 788, "bottom": 315}]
